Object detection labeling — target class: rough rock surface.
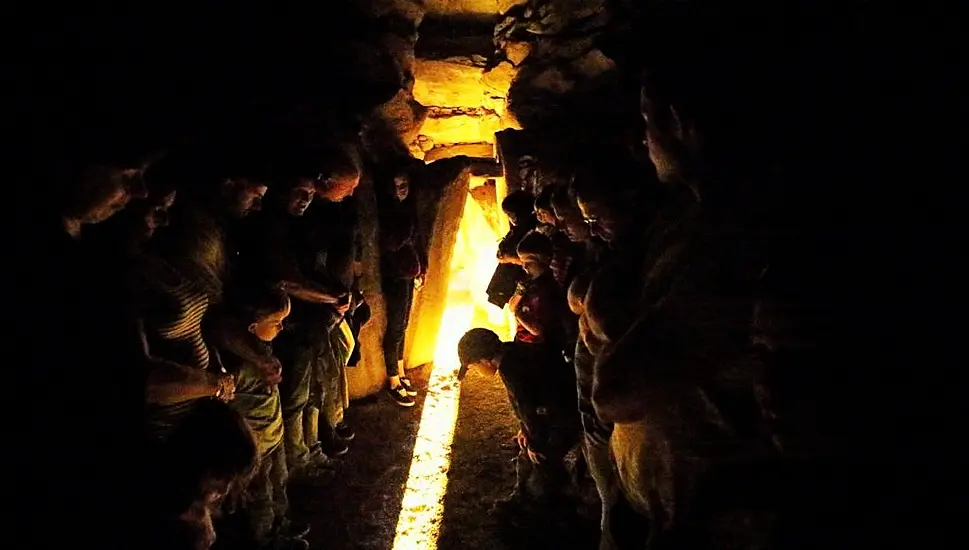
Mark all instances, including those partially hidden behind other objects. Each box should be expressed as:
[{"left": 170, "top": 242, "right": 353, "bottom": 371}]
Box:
[
  {"left": 410, "top": 4, "right": 520, "bottom": 160},
  {"left": 495, "top": 0, "right": 640, "bottom": 139},
  {"left": 424, "top": 0, "right": 503, "bottom": 15},
  {"left": 295, "top": 358, "right": 598, "bottom": 550}
]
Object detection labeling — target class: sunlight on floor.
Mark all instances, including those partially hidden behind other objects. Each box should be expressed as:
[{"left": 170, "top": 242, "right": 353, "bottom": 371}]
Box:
[{"left": 392, "top": 183, "right": 515, "bottom": 550}]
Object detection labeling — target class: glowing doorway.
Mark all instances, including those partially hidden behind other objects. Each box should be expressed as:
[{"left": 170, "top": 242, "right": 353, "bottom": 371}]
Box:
[{"left": 391, "top": 178, "right": 516, "bottom": 550}]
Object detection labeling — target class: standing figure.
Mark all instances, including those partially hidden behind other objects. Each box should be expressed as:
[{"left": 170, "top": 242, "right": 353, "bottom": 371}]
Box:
[{"left": 379, "top": 170, "right": 426, "bottom": 407}]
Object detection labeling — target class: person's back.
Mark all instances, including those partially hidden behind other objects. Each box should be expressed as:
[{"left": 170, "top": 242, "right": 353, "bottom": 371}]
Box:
[
  {"left": 22, "top": 219, "right": 147, "bottom": 549},
  {"left": 499, "top": 342, "right": 579, "bottom": 449}
]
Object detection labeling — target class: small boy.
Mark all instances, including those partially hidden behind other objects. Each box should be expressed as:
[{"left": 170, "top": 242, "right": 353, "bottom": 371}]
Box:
[
  {"left": 214, "top": 288, "right": 310, "bottom": 550},
  {"left": 457, "top": 328, "right": 580, "bottom": 514},
  {"left": 509, "top": 231, "right": 567, "bottom": 350}
]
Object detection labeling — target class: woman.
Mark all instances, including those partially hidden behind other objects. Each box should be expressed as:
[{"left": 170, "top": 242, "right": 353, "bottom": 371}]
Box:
[
  {"left": 121, "top": 159, "right": 236, "bottom": 441},
  {"left": 379, "top": 170, "right": 426, "bottom": 408}
]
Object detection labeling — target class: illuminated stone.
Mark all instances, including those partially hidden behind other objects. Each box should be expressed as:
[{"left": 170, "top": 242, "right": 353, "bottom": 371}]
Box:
[
  {"left": 418, "top": 113, "right": 504, "bottom": 147},
  {"left": 422, "top": 142, "right": 495, "bottom": 162},
  {"left": 413, "top": 58, "right": 503, "bottom": 110},
  {"left": 423, "top": 0, "right": 501, "bottom": 15},
  {"left": 504, "top": 40, "right": 532, "bottom": 65}
]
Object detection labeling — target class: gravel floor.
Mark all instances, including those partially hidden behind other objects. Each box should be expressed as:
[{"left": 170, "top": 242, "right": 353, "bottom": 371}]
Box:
[{"left": 290, "top": 363, "right": 599, "bottom": 550}]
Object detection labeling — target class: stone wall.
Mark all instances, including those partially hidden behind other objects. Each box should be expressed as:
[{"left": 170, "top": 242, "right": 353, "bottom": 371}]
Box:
[{"left": 496, "top": 0, "right": 645, "bottom": 164}]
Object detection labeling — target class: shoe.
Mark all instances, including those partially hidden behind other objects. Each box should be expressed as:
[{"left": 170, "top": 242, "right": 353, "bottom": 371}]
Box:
[
  {"left": 319, "top": 433, "right": 349, "bottom": 458},
  {"left": 335, "top": 421, "right": 355, "bottom": 441},
  {"left": 293, "top": 461, "right": 335, "bottom": 484},
  {"left": 386, "top": 385, "right": 415, "bottom": 407},
  {"left": 279, "top": 519, "right": 310, "bottom": 538},
  {"left": 307, "top": 445, "right": 337, "bottom": 466},
  {"left": 291, "top": 450, "right": 336, "bottom": 482},
  {"left": 399, "top": 377, "right": 418, "bottom": 396}
]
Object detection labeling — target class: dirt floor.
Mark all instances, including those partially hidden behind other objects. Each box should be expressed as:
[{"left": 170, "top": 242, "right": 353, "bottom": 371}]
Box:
[{"left": 290, "top": 363, "right": 599, "bottom": 550}]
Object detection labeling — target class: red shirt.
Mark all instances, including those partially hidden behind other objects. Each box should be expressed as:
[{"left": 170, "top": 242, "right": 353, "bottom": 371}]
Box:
[{"left": 514, "top": 273, "right": 563, "bottom": 344}]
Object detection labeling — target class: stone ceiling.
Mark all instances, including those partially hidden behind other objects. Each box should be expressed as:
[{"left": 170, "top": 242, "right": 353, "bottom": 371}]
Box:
[
  {"left": 409, "top": 1, "right": 526, "bottom": 160},
  {"left": 423, "top": 0, "right": 523, "bottom": 16}
]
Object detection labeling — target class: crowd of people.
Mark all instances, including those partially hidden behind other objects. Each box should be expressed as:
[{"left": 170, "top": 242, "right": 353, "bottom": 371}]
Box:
[
  {"left": 447, "top": 8, "right": 948, "bottom": 550},
  {"left": 20, "top": 141, "right": 434, "bottom": 550},
  {"left": 15, "top": 4, "right": 952, "bottom": 550}
]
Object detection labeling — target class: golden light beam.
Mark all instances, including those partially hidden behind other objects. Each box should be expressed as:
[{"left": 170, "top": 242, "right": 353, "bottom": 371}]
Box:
[
  {"left": 390, "top": 306, "right": 470, "bottom": 550},
  {"left": 392, "top": 187, "right": 516, "bottom": 550}
]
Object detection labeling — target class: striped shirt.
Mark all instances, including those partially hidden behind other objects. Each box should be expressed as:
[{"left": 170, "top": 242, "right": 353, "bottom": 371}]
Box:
[{"left": 132, "top": 254, "right": 211, "bottom": 439}]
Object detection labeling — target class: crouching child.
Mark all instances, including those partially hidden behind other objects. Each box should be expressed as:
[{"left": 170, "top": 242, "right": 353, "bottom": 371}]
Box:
[{"left": 457, "top": 328, "right": 581, "bottom": 514}]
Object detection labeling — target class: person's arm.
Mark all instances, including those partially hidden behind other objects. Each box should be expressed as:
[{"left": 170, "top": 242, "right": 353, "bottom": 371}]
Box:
[
  {"left": 550, "top": 239, "right": 573, "bottom": 287},
  {"left": 414, "top": 220, "right": 429, "bottom": 280},
  {"left": 207, "top": 346, "right": 225, "bottom": 373},
  {"left": 268, "top": 230, "right": 347, "bottom": 305},
  {"left": 208, "top": 313, "right": 274, "bottom": 375},
  {"left": 591, "top": 241, "right": 757, "bottom": 424},
  {"left": 500, "top": 367, "right": 546, "bottom": 462},
  {"left": 127, "top": 273, "right": 229, "bottom": 404},
  {"left": 514, "top": 285, "right": 556, "bottom": 339},
  {"left": 278, "top": 280, "right": 345, "bottom": 306},
  {"left": 146, "top": 361, "right": 228, "bottom": 404},
  {"left": 515, "top": 305, "right": 545, "bottom": 338},
  {"left": 137, "top": 319, "right": 228, "bottom": 404},
  {"left": 380, "top": 215, "right": 412, "bottom": 252}
]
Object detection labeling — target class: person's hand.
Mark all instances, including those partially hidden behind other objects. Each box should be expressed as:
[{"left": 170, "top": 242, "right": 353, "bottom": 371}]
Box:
[
  {"left": 414, "top": 273, "right": 425, "bottom": 290},
  {"left": 277, "top": 281, "right": 294, "bottom": 294},
  {"left": 335, "top": 294, "right": 351, "bottom": 315},
  {"left": 508, "top": 292, "right": 523, "bottom": 313},
  {"left": 215, "top": 373, "right": 236, "bottom": 402},
  {"left": 513, "top": 429, "right": 527, "bottom": 450},
  {"left": 258, "top": 357, "right": 283, "bottom": 386},
  {"left": 265, "top": 370, "right": 282, "bottom": 386},
  {"left": 526, "top": 446, "right": 546, "bottom": 465},
  {"left": 321, "top": 290, "right": 349, "bottom": 307}
]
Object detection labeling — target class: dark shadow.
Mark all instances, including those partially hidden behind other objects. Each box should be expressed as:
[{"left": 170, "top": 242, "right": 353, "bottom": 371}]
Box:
[
  {"left": 288, "top": 363, "right": 434, "bottom": 550},
  {"left": 438, "top": 367, "right": 597, "bottom": 549},
  {"left": 438, "top": 369, "right": 520, "bottom": 550},
  {"left": 416, "top": 14, "right": 500, "bottom": 60}
]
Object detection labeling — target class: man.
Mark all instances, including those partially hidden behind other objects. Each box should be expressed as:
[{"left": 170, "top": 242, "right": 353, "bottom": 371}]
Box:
[
  {"left": 300, "top": 147, "right": 364, "bottom": 451},
  {"left": 19, "top": 135, "right": 157, "bottom": 550},
  {"left": 237, "top": 168, "right": 350, "bottom": 480},
  {"left": 152, "top": 148, "right": 270, "bottom": 304}
]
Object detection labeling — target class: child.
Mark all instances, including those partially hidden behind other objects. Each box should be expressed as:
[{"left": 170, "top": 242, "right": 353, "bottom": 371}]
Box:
[
  {"left": 214, "top": 288, "right": 310, "bottom": 550},
  {"left": 496, "top": 191, "right": 537, "bottom": 266},
  {"left": 456, "top": 328, "right": 580, "bottom": 514},
  {"left": 533, "top": 184, "right": 559, "bottom": 237},
  {"left": 509, "top": 231, "right": 567, "bottom": 350}
]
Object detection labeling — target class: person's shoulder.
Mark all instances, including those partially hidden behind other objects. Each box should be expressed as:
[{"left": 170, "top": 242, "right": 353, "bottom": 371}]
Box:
[
  {"left": 502, "top": 342, "right": 533, "bottom": 367},
  {"left": 533, "top": 273, "right": 561, "bottom": 296}
]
